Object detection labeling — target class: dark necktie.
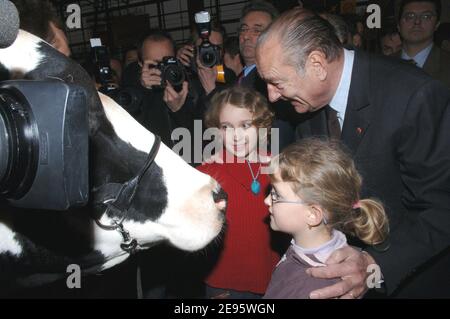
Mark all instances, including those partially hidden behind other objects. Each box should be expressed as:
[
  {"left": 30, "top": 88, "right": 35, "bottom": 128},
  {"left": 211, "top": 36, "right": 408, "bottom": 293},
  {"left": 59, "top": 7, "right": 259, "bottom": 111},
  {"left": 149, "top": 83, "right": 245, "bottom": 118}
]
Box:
[
  {"left": 237, "top": 70, "right": 245, "bottom": 85},
  {"left": 326, "top": 105, "right": 341, "bottom": 139}
]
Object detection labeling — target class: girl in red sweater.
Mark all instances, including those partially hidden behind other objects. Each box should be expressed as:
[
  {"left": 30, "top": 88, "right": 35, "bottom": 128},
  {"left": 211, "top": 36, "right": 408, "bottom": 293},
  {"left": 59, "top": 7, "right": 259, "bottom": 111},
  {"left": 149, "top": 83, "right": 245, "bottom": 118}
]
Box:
[{"left": 197, "top": 86, "right": 280, "bottom": 298}]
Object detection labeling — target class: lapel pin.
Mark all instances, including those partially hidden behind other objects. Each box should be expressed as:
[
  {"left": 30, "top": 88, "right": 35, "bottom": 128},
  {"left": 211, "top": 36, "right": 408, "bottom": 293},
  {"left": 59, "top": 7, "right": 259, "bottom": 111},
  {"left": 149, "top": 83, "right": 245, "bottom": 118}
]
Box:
[{"left": 356, "top": 127, "right": 363, "bottom": 134}]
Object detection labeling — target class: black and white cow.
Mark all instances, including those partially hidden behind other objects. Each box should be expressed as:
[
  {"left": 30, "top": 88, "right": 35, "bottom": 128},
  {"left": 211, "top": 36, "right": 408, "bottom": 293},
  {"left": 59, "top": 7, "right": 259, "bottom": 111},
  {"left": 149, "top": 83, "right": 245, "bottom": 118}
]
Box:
[{"left": 0, "top": 31, "right": 226, "bottom": 292}]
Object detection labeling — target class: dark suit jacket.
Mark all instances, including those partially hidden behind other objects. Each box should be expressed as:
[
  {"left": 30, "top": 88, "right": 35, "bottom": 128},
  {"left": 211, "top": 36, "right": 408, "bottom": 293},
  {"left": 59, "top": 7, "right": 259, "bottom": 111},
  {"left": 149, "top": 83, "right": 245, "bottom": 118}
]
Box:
[
  {"left": 423, "top": 45, "right": 450, "bottom": 88},
  {"left": 394, "top": 45, "right": 450, "bottom": 89},
  {"left": 239, "top": 66, "right": 267, "bottom": 96},
  {"left": 295, "top": 50, "right": 450, "bottom": 297}
]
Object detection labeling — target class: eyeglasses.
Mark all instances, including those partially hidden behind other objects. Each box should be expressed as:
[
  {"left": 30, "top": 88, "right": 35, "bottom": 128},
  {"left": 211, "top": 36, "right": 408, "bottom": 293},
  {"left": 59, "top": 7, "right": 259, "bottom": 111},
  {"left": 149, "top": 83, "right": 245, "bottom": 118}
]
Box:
[
  {"left": 402, "top": 12, "right": 436, "bottom": 23},
  {"left": 238, "top": 26, "right": 264, "bottom": 36},
  {"left": 270, "top": 189, "right": 307, "bottom": 205},
  {"left": 270, "top": 189, "right": 329, "bottom": 224}
]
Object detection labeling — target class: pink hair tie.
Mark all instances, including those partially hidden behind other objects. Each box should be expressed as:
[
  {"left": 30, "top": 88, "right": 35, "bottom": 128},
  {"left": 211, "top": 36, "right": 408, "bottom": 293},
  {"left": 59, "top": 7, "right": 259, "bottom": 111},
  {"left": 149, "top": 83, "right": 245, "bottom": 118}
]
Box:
[{"left": 352, "top": 201, "right": 361, "bottom": 209}]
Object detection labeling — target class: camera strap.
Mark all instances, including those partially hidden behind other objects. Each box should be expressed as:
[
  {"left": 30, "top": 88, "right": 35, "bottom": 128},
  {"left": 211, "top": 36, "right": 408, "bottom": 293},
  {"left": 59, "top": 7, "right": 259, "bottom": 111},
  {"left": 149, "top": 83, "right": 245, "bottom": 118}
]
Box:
[{"left": 216, "top": 64, "right": 225, "bottom": 83}]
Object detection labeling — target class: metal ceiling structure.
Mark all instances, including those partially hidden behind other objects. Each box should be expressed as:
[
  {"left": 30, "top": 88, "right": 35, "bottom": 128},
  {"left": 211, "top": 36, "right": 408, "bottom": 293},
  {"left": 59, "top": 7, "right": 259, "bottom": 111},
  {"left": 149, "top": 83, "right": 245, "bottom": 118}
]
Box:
[{"left": 51, "top": 0, "right": 250, "bottom": 60}]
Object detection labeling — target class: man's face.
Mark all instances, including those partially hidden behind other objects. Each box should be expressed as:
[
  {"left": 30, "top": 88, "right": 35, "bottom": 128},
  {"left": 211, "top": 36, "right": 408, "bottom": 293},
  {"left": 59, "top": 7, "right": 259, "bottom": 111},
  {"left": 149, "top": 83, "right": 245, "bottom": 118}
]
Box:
[
  {"left": 48, "top": 21, "right": 71, "bottom": 57},
  {"left": 203, "top": 31, "right": 223, "bottom": 47},
  {"left": 256, "top": 39, "right": 329, "bottom": 113},
  {"left": 381, "top": 33, "right": 403, "bottom": 56},
  {"left": 141, "top": 39, "right": 175, "bottom": 65},
  {"left": 239, "top": 11, "right": 272, "bottom": 65},
  {"left": 398, "top": 1, "right": 439, "bottom": 45}
]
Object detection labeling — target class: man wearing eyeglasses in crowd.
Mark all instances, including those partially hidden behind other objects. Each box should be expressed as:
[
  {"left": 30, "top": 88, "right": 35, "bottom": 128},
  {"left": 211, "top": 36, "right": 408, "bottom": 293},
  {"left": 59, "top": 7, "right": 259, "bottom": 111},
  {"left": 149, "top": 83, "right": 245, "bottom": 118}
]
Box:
[
  {"left": 238, "top": 0, "right": 300, "bottom": 152},
  {"left": 238, "top": 2, "right": 274, "bottom": 81},
  {"left": 397, "top": 0, "right": 450, "bottom": 88}
]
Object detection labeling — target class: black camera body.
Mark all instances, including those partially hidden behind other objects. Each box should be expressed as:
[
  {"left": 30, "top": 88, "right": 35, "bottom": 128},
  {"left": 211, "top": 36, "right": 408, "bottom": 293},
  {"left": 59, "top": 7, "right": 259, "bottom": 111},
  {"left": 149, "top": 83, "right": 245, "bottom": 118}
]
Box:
[
  {"left": 195, "top": 11, "right": 221, "bottom": 68},
  {"left": 197, "top": 40, "right": 221, "bottom": 68},
  {"left": 91, "top": 45, "right": 114, "bottom": 88},
  {"left": 105, "top": 86, "right": 143, "bottom": 115},
  {"left": 0, "top": 80, "right": 89, "bottom": 210},
  {"left": 152, "top": 56, "right": 185, "bottom": 92},
  {"left": 90, "top": 41, "right": 142, "bottom": 114}
]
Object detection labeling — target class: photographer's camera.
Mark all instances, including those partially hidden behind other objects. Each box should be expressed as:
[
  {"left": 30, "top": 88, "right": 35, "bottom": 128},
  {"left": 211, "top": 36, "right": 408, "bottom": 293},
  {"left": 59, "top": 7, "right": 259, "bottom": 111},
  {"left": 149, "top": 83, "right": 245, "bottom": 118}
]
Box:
[
  {"left": 195, "top": 11, "right": 222, "bottom": 68},
  {"left": 90, "top": 39, "right": 142, "bottom": 114},
  {"left": 150, "top": 56, "right": 185, "bottom": 92}
]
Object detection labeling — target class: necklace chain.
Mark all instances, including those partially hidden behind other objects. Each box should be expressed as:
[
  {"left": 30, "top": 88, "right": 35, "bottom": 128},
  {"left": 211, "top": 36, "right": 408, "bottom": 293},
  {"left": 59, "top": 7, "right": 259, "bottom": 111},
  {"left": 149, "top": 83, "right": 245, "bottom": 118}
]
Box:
[{"left": 246, "top": 160, "right": 261, "bottom": 180}]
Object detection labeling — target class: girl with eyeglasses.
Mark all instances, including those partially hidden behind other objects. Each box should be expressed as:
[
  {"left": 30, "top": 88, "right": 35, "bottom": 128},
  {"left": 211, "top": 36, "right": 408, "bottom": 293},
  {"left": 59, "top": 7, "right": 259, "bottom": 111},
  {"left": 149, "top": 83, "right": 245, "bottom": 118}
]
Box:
[{"left": 263, "top": 138, "right": 389, "bottom": 299}]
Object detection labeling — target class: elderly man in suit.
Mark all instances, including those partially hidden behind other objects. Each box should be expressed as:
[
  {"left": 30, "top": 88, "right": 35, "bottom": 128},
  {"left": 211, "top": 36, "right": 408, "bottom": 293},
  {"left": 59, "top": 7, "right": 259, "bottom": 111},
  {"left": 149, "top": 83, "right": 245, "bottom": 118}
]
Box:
[
  {"left": 397, "top": 0, "right": 450, "bottom": 88},
  {"left": 256, "top": 8, "right": 450, "bottom": 298}
]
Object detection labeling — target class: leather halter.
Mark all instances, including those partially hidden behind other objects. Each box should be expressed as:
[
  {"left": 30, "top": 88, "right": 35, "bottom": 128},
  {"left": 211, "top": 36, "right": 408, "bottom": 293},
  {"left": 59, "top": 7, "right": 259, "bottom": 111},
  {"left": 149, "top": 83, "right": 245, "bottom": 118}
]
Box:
[{"left": 92, "top": 135, "right": 161, "bottom": 254}]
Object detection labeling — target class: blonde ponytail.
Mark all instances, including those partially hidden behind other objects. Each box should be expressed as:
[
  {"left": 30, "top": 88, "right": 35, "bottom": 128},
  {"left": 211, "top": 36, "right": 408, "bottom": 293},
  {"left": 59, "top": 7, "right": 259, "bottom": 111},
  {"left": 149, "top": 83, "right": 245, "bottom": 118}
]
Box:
[
  {"left": 270, "top": 138, "right": 390, "bottom": 247},
  {"left": 345, "top": 199, "right": 389, "bottom": 245}
]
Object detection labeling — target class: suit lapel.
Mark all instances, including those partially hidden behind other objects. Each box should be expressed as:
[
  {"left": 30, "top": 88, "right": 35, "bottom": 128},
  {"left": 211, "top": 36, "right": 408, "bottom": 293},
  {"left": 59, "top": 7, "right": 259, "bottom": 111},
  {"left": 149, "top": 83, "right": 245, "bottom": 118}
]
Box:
[
  {"left": 341, "top": 50, "right": 372, "bottom": 155},
  {"left": 296, "top": 51, "right": 372, "bottom": 154}
]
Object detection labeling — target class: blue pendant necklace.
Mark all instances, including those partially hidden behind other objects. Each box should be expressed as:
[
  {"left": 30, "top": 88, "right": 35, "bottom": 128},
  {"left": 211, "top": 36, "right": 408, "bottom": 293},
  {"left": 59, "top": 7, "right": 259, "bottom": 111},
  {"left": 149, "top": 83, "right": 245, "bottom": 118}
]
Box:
[{"left": 246, "top": 160, "right": 261, "bottom": 195}]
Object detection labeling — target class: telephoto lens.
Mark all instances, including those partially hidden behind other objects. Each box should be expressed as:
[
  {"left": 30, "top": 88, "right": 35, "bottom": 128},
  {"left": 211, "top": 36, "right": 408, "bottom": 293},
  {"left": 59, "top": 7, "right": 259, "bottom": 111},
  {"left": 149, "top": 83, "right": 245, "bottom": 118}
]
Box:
[{"left": 0, "top": 85, "right": 39, "bottom": 200}]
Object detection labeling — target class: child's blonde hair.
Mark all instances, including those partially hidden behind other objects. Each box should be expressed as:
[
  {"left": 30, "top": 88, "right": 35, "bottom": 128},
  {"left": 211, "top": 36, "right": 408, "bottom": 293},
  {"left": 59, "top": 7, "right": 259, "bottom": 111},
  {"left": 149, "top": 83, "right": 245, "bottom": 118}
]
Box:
[
  {"left": 205, "top": 86, "right": 274, "bottom": 130},
  {"left": 270, "top": 137, "right": 389, "bottom": 245}
]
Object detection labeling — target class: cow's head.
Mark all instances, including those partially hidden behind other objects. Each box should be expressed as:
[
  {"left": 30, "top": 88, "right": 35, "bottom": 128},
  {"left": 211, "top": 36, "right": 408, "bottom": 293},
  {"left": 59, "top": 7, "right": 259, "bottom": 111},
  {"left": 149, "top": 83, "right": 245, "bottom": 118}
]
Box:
[
  {"left": 0, "top": 31, "right": 226, "bottom": 265},
  {"left": 93, "top": 93, "right": 226, "bottom": 256}
]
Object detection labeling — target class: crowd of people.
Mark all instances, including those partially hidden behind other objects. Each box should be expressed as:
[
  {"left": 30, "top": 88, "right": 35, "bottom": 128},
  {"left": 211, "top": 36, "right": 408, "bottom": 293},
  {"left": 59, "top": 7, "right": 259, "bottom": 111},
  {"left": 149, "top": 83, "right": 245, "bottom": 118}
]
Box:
[{"left": 4, "top": 0, "right": 450, "bottom": 299}]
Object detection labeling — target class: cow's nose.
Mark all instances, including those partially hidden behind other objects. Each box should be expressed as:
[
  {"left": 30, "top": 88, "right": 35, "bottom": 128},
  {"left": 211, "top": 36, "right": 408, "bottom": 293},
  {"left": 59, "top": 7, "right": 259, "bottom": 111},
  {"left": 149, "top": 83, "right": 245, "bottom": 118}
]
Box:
[
  {"left": 213, "top": 186, "right": 227, "bottom": 202},
  {"left": 213, "top": 186, "right": 227, "bottom": 212}
]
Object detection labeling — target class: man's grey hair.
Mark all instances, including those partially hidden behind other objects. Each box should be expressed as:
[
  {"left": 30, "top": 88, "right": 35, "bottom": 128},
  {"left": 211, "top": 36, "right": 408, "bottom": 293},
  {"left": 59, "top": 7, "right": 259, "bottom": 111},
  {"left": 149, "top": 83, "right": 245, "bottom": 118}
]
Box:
[
  {"left": 320, "top": 13, "right": 350, "bottom": 45},
  {"left": 241, "top": 0, "right": 279, "bottom": 22},
  {"left": 257, "top": 9, "right": 343, "bottom": 74}
]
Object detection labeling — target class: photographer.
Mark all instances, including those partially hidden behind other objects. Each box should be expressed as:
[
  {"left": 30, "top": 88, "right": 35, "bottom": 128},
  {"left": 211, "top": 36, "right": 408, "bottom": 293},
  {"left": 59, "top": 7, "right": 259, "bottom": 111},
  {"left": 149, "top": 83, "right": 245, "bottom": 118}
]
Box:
[
  {"left": 177, "top": 17, "right": 236, "bottom": 95},
  {"left": 136, "top": 30, "right": 196, "bottom": 149}
]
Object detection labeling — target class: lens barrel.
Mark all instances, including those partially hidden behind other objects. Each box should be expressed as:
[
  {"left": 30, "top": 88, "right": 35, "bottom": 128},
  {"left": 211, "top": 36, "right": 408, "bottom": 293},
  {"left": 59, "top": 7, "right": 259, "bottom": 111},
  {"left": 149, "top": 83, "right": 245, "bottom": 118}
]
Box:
[{"left": 0, "top": 87, "right": 39, "bottom": 199}]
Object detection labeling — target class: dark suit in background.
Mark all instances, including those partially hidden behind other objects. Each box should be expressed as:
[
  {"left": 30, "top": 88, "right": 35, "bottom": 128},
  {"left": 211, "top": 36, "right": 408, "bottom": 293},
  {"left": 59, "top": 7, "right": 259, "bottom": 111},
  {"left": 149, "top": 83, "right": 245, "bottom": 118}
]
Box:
[
  {"left": 295, "top": 50, "right": 450, "bottom": 297},
  {"left": 394, "top": 44, "right": 450, "bottom": 89},
  {"left": 423, "top": 45, "right": 450, "bottom": 88}
]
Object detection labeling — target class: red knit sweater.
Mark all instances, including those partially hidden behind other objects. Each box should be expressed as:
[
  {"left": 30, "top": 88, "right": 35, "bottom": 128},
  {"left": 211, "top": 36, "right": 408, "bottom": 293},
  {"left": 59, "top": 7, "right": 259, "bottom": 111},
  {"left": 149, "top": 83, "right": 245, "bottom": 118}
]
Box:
[{"left": 197, "top": 156, "right": 279, "bottom": 294}]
